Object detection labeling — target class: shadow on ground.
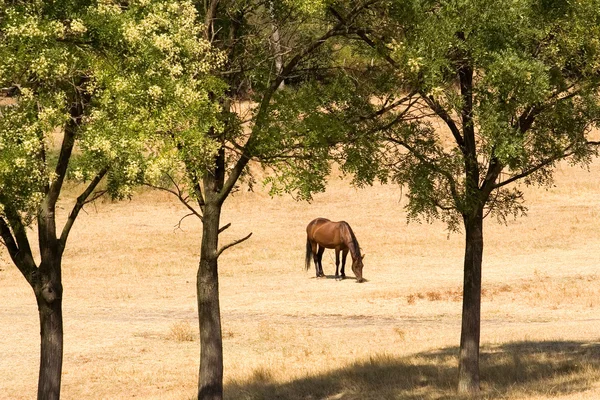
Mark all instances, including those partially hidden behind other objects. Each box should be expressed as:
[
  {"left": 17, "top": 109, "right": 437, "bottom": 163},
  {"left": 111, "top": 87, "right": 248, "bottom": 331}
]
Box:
[{"left": 224, "top": 340, "right": 600, "bottom": 400}]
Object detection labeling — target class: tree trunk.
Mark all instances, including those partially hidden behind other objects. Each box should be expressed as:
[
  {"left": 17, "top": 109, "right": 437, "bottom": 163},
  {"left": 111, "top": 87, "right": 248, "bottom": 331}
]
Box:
[
  {"left": 197, "top": 200, "right": 224, "bottom": 400},
  {"left": 457, "top": 210, "right": 484, "bottom": 394},
  {"left": 35, "top": 200, "right": 64, "bottom": 400},
  {"left": 36, "top": 266, "right": 63, "bottom": 400}
]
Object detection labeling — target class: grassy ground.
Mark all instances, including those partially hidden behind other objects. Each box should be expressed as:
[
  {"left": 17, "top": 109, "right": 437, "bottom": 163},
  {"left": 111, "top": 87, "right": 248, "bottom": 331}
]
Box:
[{"left": 1, "top": 159, "right": 600, "bottom": 399}]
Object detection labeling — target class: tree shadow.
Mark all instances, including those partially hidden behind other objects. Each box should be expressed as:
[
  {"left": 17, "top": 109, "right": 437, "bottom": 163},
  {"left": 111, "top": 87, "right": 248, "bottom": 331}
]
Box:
[{"left": 224, "top": 340, "right": 600, "bottom": 399}]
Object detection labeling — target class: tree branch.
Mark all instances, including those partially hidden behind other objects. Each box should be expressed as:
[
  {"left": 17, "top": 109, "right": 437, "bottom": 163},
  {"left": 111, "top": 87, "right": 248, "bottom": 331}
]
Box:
[
  {"left": 49, "top": 77, "right": 90, "bottom": 208},
  {"left": 218, "top": 222, "right": 231, "bottom": 233},
  {"left": 328, "top": 5, "right": 400, "bottom": 69},
  {"left": 204, "top": 0, "right": 220, "bottom": 40},
  {"left": 0, "top": 217, "right": 20, "bottom": 265},
  {"left": 217, "top": 232, "right": 252, "bottom": 257},
  {"left": 0, "top": 211, "right": 37, "bottom": 283},
  {"left": 420, "top": 93, "right": 466, "bottom": 152},
  {"left": 144, "top": 181, "right": 203, "bottom": 222},
  {"left": 493, "top": 144, "right": 579, "bottom": 189},
  {"left": 59, "top": 166, "right": 109, "bottom": 253},
  {"left": 479, "top": 155, "right": 503, "bottom": 199},
  {"left": 174, "top": 212, "right": 196, "bottom": 231}
]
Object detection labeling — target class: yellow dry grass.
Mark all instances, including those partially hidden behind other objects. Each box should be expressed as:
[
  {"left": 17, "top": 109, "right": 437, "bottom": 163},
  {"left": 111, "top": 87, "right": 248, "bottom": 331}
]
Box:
[{"left": 1, "top": 158, "right": 600, "bottom": 399}]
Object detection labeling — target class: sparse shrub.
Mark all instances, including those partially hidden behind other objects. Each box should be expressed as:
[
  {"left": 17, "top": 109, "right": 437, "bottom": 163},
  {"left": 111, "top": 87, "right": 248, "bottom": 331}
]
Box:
[
  {"left": 168, "top": 320, "right": 196, "bottom": 342},
  {"left": 407, "top": 294, "right": 416, "bottom": 305},
  {"left": 250, "top": 367, "right": 273, "bottom": 383},
  {"left": 444, "top": 288, "right": 462, "bottom": 301},
  {"left": 426, "top": 291, "right": 442, "bottom": 301}
]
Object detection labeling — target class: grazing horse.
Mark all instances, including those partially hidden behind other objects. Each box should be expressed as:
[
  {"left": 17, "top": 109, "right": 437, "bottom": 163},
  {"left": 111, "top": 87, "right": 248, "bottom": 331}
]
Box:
[{"left": 305, "top": 218, "right": 365, "bottom": 282}]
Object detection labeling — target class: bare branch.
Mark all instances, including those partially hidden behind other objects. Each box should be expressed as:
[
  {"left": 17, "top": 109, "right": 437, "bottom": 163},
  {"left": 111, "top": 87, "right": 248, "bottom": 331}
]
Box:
[
  {"left": 366, "top": 91, "right": 418, "bottom": 120},
  {"left": 204, "top": 0, "right": 220, "bottom": 40},
  {"left": 144, "top": 181, "right": 204, "bottom": 221},
  {"left": 174, "top": 212, "right": 196, "bottom": 231},
  {"left": 217, "top": 232, "right": 253, "bottom": 257},
  {"left": 218, "top": 222, "right": 231, "bottom": 234},
  {"left": 59, "top": 166, "right": 109, "bottom": 253},
  {"left": 83, "top": 190, "right": 107, "bottom": 205}
]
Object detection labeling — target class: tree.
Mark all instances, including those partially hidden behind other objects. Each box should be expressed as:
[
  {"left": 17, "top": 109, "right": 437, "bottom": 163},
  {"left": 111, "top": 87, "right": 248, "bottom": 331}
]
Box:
[
  {"left": 0, "top": 1, "right": 219, "bottom": 398},
  {"left": 324, "top": 0, "right": 600, "bottom": 393},
  {"left": 142, "top": 1, "right": 383, "bottom": 398}
]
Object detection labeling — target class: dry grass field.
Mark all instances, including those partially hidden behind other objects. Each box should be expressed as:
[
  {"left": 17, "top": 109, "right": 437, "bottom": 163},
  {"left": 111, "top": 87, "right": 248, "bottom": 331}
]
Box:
[{"left": 1, "top": 158, "right": 600, "bottom": 400}]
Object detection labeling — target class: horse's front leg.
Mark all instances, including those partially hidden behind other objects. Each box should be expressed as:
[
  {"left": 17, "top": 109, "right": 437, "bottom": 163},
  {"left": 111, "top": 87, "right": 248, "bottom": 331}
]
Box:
[
  {"left": 340, "top": 249, "right": 348, "bottom": 279},
  {"left": 335, "top": 248, "right": 341, "bottom": 280},
  {"left": 317, "top": 246, "right": 325, "bottom": 277}
]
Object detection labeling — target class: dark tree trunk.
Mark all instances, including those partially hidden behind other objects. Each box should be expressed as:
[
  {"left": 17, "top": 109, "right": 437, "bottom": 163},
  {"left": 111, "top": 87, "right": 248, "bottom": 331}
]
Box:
[
  {"left": 457, "top": 210, "right": 484, "bottom": 394},
  {"left": 197, "top": 190, "right": 224, "bottom": 400},
  {"left": 36, "top": 204, "right": 64, "bottom": 400},
  {"left": 35, "top": 264, "right": 63, "bottom": 400}
]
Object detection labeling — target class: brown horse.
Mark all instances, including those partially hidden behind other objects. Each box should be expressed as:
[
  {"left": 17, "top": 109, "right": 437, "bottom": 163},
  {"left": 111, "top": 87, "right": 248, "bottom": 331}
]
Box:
[{"left": 305, "top": 218, "right": 365, "bottom": 282}]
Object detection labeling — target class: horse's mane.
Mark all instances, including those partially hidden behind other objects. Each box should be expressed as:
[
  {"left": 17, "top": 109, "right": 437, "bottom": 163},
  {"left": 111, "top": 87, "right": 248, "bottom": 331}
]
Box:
[{"left": 343, "top": 222, "right": 361, "bottom": 258}]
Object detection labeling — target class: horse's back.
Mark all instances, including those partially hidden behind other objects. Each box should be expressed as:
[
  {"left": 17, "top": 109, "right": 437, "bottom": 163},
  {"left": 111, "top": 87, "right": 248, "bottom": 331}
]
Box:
[
  {"left": 306, "top": 217, "right": 331, "bottom": 233},
  {"left": 306, "top": 218, "right": 347, "bottom": 248}
]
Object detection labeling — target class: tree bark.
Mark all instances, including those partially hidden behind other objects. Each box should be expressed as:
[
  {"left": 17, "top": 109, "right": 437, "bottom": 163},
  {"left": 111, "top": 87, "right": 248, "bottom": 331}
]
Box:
[
  {"left": 197, "top": 196, "right": 224, "bottom": 400},
  {"left": 36, "top": 203, "right": 64, "bottom": 400},
  {"left": 35, "top": 261, "right": 63, "bottom": 400},
  {"left": 457, "top": 210, "right": 484, "bottom": 394}
]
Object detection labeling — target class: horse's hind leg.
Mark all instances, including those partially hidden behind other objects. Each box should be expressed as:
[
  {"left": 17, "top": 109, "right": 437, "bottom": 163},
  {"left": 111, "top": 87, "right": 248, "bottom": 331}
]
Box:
[
  {"left": 317, "top": 246, "right": 325, "bottom": 277},
  {"left": 311, "top": 242, "right": 321, "bottom": 278},
  {"left": 340, "top": 249, "right": 348, "bottom": 279},
  {"left": 313, "top": 244, "right": 325, "bottom": 278},
  {"left": 335, "top": 249, "right": 341, "bottom": 280}
]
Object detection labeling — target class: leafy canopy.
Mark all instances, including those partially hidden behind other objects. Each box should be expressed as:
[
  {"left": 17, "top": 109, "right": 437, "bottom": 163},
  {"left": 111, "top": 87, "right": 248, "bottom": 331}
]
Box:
[
  {"left": 0, "top": 0, "right": 223, "bottom": 222},
  {"left": 308, "top": 0, "right": 600, "bottom": 229}
]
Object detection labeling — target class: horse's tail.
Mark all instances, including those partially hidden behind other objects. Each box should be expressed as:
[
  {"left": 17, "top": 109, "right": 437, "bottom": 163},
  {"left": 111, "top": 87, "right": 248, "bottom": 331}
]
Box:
[{"left": 305, "top": 237, "right": 313, "bottom": 271}]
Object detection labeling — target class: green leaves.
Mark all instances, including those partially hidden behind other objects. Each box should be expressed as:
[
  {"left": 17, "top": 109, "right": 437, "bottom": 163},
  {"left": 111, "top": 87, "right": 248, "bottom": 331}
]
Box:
[
  {"left": 0, "top": 0, "right": 223, "bottom": 215},
  {"left": 337, "top": 0, "right": 600, "bottom": 231},
  {"left": 0, "top": 99, "right": 48, "bottom": 222}
]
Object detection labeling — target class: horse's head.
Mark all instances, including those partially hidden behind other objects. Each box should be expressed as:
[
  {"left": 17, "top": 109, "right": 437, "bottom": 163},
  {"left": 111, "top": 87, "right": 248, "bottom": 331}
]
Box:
[{"left": 352, "top": 254, "right": 365, "bottom": 283}]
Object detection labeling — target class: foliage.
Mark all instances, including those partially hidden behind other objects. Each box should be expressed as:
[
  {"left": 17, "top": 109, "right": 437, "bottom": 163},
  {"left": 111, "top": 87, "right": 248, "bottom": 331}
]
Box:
[
  {"left": 147, "top": 1, "right": 376, "bottom": 204},
  {"left": 322, "top": 0, "right": 600, "bottom": 229},
  {"left": 0, "top": 0, "right": 222, "bottom": 220}
]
